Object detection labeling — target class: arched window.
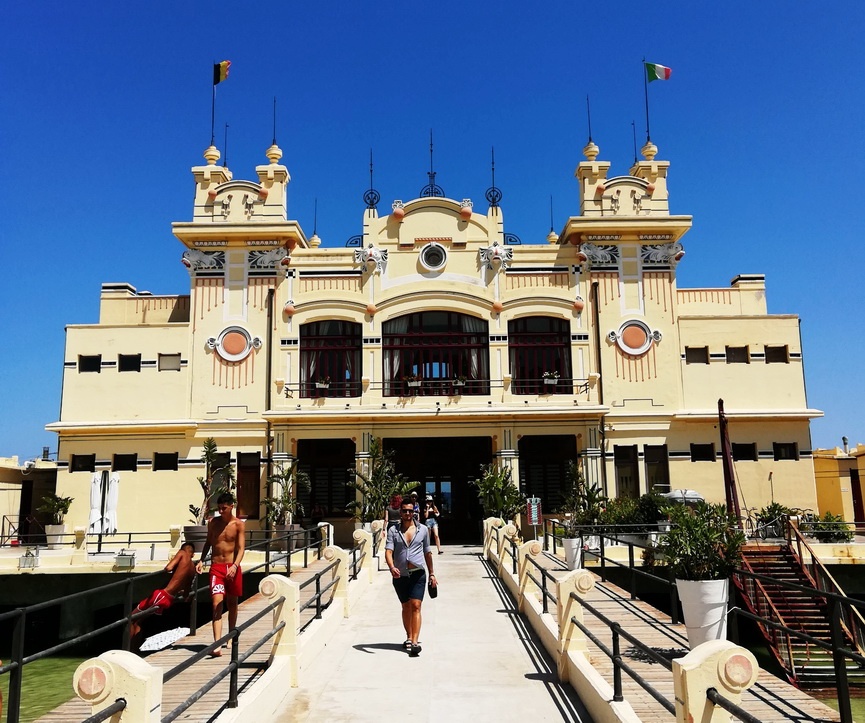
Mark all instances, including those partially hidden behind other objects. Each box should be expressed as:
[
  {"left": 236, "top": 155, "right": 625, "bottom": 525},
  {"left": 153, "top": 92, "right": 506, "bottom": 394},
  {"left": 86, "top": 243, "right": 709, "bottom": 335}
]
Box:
[
  {"left": 382, "top": 311, "right": 490, "bottom": 396},
  {"left": 299, "top": 321, "right": 362, "bottom": 398},
  {"left": 508, "top": 316, "right": 572, "bottom": 394}
]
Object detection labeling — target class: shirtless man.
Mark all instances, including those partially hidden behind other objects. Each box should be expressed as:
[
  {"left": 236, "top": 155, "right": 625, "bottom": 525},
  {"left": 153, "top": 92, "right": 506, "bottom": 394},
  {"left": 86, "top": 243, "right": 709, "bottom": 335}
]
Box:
[
  {"left": 196, "top": 492, "right": 246, "bottom": 655},
  {"left": 130, "top": 542, "right": 197, "bottom": 651}
]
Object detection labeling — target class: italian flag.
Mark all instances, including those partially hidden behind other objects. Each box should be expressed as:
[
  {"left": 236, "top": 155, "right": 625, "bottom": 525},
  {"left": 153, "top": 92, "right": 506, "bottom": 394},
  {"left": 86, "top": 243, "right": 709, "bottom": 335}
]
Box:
[
  {"left": 645, "top": 62, "right": 671, "bottom": 82},
  {"left": 213, "top": 60, "right": 231, "bottom": 85}
]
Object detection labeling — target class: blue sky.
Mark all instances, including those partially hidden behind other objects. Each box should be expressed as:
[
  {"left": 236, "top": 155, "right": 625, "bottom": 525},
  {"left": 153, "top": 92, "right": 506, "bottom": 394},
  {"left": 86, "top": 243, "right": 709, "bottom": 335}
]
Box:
[{"left": 2, "top": 3, "right": 863, "bottom": 461}]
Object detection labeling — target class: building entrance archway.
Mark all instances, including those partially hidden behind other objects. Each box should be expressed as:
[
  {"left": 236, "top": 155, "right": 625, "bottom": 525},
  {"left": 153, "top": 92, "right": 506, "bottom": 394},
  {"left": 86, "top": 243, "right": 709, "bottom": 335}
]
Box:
[{"left": 386, "top": 436, "right": 492, "bottom": 543}]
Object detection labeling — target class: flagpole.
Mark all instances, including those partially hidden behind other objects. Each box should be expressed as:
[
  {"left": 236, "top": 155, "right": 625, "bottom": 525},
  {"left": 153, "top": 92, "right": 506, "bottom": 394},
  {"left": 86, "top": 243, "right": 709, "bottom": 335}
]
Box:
[
  {"left": 586, "top": 95, "right": 593, "bottom": 142},
  {"left": 643, "top": 57, "right": 651, "bottom": 143},
  {"left": 211, "top": 61, "right": 216, "bottom": 146}
]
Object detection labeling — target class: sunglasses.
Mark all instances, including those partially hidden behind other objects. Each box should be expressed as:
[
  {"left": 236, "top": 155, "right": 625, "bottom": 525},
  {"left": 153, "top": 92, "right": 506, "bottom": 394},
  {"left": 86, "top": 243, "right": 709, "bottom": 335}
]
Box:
[{"left": 400, "top": 509, "right": 414, "bottom": 514}]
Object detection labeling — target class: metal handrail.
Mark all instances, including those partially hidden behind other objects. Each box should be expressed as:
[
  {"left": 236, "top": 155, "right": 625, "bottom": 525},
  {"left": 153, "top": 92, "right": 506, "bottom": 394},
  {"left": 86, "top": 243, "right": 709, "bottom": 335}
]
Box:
[
  {"left": 523, "top": 554, "right": 558, "bottom": 613},
  {"left": 82, "top": 698, "right": 127, "bottom": 723},
  {"left": 789, "top": 522, "right": 865, "bottom": 655}
]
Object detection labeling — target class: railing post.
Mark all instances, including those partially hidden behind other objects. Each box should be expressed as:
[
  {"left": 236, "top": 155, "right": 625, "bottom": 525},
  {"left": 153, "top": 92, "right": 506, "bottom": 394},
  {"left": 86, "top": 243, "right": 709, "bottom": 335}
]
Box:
[
  {"left": 352, "top": 528, "right": 374, "bottom": 583},
  {"left": 830, "top": 598, "right": 854, "bottom": 723},
  {"left": 555, "top": 570, "right": 595, "bottom": 683},
  {"left": 611, "top": 623, "right": 623, "bottom": 702},
  {"left": 7, "top": 609, "right": 26, "bottom": 723},
  {"left": 228, "top": 630, "right": 239, "bottom": 708},
  {"left": 516, "top": 540, "right": 541, "bottom": 611},
  {"left": 73, "top": 651, "right": 162, "bottom": 722},
  {"left": 669, "top": 566, "right": 679, "bottom": 625},
  {"left": 629, "top": 543, "right": 636, "bottom": 599},
  {"left": 322, "top": 545, "right": 350, "bottom": 617},
  {"left": 672, "top": 641, "right": 758, "bottom": 723},
  {"left": 259, "top": 575, "right": 301, "bottom": 686},
  {"left": 599, "top": 534, "right": 606, "bottom": 582},
  {"left": 122, "top": 579, "right": 135, "bottom": 651},
  {"left": 189, "top": 573, "right": 199, "bottom": 636}
]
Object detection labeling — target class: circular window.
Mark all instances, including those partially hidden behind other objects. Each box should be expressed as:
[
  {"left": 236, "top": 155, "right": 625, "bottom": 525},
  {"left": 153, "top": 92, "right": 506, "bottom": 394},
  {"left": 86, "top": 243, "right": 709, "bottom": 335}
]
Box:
[
  {"left": 213, "top": 326, "right": 257, "bottom": 362},
  {"left": 615, "top": 320, "right": 655, "bottom": 356},
  {"left": 420, "top": 243, "right": 447, "bottom": 271}
]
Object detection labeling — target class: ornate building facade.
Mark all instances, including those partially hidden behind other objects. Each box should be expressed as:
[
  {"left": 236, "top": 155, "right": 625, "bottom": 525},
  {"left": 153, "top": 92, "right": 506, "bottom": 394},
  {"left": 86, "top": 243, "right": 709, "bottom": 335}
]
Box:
[{"left": 47, "top": 139, "right": 821, "bottom": 543}]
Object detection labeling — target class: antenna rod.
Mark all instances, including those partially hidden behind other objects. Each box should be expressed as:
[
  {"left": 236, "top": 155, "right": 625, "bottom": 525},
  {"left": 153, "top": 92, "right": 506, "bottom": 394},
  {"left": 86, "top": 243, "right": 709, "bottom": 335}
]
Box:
[
  {"left": 586, "top": 95, "right": 593, "bottom": 142},
  {"left": 369, "top": 148, "right": 374, "bottom": 189},
  {"left": 273, "top": 97, "right": 277, "bottom": 145},
  {"left": 313, "top": 198, "right": 318, "bottom": 236},
  {"left": 224, "top": 123, "right": 229, "bottom": 168},
  {"left": 631, "top": 121, "right": 637, "bottom": 164},
  {"left": 491, "top": 146, "right": 495, "bottom": 188},
  {"left": 210, "top": 60, "right": 216, "bottom": 146},
  {"left": 549, "top": 195, "right": 554, "bottom": 232}
]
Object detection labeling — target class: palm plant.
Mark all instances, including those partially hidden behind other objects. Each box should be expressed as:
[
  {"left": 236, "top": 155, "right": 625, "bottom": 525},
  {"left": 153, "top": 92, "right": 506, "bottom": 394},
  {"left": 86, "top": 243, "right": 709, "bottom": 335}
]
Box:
[
  {"left": 38, "top": 493, "right": 74, "bottom": 525},
  {"left": 559, "top": 462, "right": 606, "bottom": 538},
  {"left": 472, "top": 463, "right": 525, "bottom": 522},
  {"left": 346, "top": 436, "right": 415, "bottom": 523},
  {"left": 189, "top": 438, "right": 236, "bottom": 525},
  {"left": 263, "top": 461, "right": 310, "bottom": 526}
]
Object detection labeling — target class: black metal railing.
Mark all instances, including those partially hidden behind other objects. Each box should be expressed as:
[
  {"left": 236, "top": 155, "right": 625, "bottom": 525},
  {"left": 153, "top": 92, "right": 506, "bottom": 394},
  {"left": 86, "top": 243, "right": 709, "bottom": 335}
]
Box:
[
  {"left": 82, "top": 698, "right": 127, "bottom": 723},
  {"left": 298, "top": 560, "right": 340, "bottom": 633},
  {"left": 0, "top": 524, "right": 328, "bottom": 723},
  {"left": 523, "top": 555, "right": 558, "bottom": 614}
]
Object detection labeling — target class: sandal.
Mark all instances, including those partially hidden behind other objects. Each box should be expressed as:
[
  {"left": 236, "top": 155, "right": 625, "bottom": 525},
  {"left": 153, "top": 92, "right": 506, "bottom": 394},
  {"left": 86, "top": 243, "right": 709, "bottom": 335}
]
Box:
[
  {"left": 404, "top": 639, "right": 412, "bottom": 650},
  {"left": 409, "top": 643, "right": 422, "bottom": 657}
]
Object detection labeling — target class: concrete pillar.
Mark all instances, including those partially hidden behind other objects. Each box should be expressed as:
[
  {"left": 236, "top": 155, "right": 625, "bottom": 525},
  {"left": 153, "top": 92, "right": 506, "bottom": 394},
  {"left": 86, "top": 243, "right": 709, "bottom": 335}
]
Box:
[
  {"left": 322, "top": 545, "right": 350, "bottom": 616},
  {"left": 352, "top": 528, "right": 374, "bottom": 583},
  {"left": 672, "top": 640, "right": 759, "bottom": 723},
  {"left": 516, "top": 539, "right": 542, "bottom": 610},
  {"left": 258, "top": 574, "right": 300, "bottom": 685},
  {"left": 482, "top": 517, "right": 502, "bottom": 558},
  {"left": 496, "top": 522, "right": 517, "bottom": 577},
  {"left": 370, "top": 519, "right": 385, "bottom": 561},
  {"left": 318, "top": 522, "right": 333, "bottom": 550},
  {"left": 72, "top": 527, "right": 87, "bottom": 564},
  {"left": 73, "top": 650, "right": 162, "bottom": 723},
  {"left": 169, "top": 525, "right": 182, "bottom": 551},
  {"left": 555, "top": 569, "right": 595, "bottom": 682}
]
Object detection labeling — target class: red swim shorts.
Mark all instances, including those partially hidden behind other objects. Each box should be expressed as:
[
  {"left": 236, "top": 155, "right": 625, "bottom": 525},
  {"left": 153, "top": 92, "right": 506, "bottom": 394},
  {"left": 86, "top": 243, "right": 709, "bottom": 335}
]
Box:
[
  {"left": 135, "top": 589, "right": 174, "bottom": 614},
  {"left": 209, "top": 563, "right": 243, "bottom": 597}
]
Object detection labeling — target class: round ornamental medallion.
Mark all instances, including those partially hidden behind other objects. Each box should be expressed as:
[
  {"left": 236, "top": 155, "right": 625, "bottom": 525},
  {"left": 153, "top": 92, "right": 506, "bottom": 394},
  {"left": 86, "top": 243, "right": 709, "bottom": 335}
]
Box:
[
  {"left": 420, "top": 242, "right": 447, "bottom": 271},
  {"left": 614, "top": 320, "right": 657, "bottom": 356},
  {"left": 210, "top": 326, "right": 261, "bottom": 362}
]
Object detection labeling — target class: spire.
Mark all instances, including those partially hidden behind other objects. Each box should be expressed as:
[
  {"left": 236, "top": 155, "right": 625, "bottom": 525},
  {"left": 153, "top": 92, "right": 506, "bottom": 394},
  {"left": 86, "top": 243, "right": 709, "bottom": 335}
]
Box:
[
  {"left": 485, "top": 146, "right": 502, "bottom": 208},
  {"left": 421, "top": 130, "right": 444, "bottom": 197},
  {"left": 363, "top": 148, "right": 380, "bottom": 210}
]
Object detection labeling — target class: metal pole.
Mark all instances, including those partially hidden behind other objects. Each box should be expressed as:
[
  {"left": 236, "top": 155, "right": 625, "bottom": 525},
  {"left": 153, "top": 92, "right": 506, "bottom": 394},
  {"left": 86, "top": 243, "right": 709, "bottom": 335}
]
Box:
[
  {"left": 830, "top": 599, "right": 853, "bottom": 723},
  {"left": 612, "top": 623, "right": 624, "bottom": 702},
  {"left": 228, "top": 632, "right": 239, "bottom": 708},
  {"left": 122, "top": 579, "right": 134, "bottom": 651},
  {"left": 189, "top": 575, "right": 199, "bottom": 636},
  {"left": 8, "top": 609, "right": 26, "bottom": 723}
]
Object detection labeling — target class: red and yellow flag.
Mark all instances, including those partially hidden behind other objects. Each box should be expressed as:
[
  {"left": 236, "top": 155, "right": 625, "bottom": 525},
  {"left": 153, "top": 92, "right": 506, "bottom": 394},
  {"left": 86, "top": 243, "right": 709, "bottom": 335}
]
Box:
[{"left": 213, "top": 60, "right": 231, "bottom": 85}]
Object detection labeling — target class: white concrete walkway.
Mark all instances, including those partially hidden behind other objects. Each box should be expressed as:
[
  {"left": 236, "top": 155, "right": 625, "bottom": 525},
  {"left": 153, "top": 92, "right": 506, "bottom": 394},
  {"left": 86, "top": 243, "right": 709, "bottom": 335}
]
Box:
[{"left": 275, "top": 545, "right": 591, "bottom": 722}]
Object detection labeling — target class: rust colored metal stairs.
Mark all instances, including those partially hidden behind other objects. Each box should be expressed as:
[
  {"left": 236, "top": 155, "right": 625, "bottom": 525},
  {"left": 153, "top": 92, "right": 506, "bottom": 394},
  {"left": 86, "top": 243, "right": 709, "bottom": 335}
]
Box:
[{"left": 736, "top": 544, "right": 865, "bottom": 687}]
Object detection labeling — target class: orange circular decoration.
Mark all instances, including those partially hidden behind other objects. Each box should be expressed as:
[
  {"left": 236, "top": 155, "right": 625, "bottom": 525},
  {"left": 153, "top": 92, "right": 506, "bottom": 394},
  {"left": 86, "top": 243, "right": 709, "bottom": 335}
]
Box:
[
  {"left": 622, "top": 325, "right": 648, "bottom": 349},
  {"left": 460, "top": 206, "right": 472, "bottom": 220},
  {"left": 366, "top": 303, "right": 377, "bottom": 316},
  {"left": 492, "top": 301, "right": 504, "bottom": 313},
  {"left": 222, "top": 331, "right": 247, "bottom": 356},
  {"left": 573, "top": 299, "right": 585, "bottom": 313},
  {"left": 77, "top": 666, "right": 107, "bottom": 698},
  {"left": 283, "top": 303, "right": 295, "bottom": 316},
  {"left": 392, "top": 207, "right": 405, "bottom": 220}
]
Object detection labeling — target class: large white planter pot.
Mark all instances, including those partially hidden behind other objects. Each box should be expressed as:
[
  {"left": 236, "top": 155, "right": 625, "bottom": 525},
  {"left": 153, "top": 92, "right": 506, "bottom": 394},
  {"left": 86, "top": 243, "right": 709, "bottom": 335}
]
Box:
[
  {"left": 562, "top": 537, "right": 583, "bottom": 570},
  {"left": 676, "top": 578, "right": 729, "bottom": 649},
  {"left": 45, "top": 524, "right": 67, "bottom": 550}
]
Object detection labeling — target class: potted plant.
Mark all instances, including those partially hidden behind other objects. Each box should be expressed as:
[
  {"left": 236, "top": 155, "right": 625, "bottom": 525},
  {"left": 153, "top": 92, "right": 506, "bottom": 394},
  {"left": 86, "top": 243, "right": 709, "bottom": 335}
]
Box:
[
  {"left": 471, "top": 464, "right": 526, "bottom": 543},
  {"left": 185, "top": 438, "right": 235, "bottom": 552},
  {"left": 315, "top": 376, "right": 331, "bottom": 389},
  {"left": 38, "top": 493, "right": 74, "bottom": 549},
  {"left": 649, "top": 501, "right": 745, "bottom": 648},
  {"left": 557, "top": 462, "right": 606, "bottom": 569},
  {"left": 802, "top": 511, "right": 854, "bottom": 543},
  {"left": 346, "top": 436, "right": 415, "bottom": 530},
  {"left": 264, "top": 461, "right": 310, "bottom": 551},
  {"left": 542, "top": 370, "right": 560, "bottom": 386},
  {"left": 402, "top": 373, "right": 422, "bottom": 388},
  {"left": 452, "top": 375, "right": 467, "bottom": 388}
]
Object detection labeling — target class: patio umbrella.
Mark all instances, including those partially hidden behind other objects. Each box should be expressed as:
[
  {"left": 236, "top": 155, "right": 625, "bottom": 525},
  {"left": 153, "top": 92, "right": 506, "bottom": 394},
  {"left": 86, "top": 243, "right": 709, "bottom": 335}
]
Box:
[
  {"left": 88, "top": 473, "right": 103, "bottom": 533},
  {"left": 661, "top": 489, "right": 704, "bottom": 505},
  {"left": 105, "top": 473, "right": 120, "bottom": 534}
]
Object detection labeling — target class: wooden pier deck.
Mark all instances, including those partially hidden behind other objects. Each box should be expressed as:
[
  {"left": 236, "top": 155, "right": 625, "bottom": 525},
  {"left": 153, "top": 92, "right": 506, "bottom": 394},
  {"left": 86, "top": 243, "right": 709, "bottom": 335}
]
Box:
[
  {"left": 532, "top": 553, "right": 841, "bottom": 722},
  {"left": 36, "top": 557, "right": 338, "bottom": 723}
]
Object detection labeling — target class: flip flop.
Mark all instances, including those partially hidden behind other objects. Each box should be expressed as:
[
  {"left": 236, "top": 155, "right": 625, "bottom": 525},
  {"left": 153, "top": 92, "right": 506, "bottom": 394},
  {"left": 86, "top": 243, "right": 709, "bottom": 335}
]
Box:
[
  {"left": 403, "top": 639, "right": 412, "bottom": 650},
  {"left": 409, "top": 643, "right": 422, "bottom": 657}
]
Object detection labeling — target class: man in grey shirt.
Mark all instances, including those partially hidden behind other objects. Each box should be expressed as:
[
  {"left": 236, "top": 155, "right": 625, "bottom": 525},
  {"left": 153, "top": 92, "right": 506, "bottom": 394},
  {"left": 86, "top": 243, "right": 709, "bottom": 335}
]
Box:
[{"left": 385, "top": 497, "right": 438, "bottom": 657}]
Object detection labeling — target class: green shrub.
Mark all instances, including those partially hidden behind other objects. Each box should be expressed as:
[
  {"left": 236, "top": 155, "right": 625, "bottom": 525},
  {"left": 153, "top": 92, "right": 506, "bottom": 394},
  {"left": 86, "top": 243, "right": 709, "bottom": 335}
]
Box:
[{"left": 804, "top": 511, "right": 853, "bottom": 543}]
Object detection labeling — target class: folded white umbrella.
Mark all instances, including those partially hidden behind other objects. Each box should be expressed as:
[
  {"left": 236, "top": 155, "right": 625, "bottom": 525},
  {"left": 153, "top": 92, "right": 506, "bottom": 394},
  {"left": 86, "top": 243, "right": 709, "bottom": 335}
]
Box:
[
  {"left": 105, "top": 473, "right": 120, "bottom": 534},
  {"left": 88, "top": 473, "right": 102, "bottom": 533}
]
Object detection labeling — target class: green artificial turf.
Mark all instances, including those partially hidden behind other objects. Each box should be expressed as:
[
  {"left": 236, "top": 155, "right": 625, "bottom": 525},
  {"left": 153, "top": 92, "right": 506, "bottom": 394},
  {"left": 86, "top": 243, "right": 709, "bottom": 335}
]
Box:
[{"left": 1, "top": 657, "right": 86, "bottom": 723}]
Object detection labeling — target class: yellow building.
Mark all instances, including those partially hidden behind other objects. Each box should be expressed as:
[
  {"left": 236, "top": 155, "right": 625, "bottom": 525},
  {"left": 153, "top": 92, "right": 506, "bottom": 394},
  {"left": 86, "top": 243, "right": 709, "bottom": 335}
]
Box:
[
  {"left": 813, "top": 440, "right": 864, "bottom": 522},
  {"left": 46, "top": 139, "right": 821, "bottom": 544}
]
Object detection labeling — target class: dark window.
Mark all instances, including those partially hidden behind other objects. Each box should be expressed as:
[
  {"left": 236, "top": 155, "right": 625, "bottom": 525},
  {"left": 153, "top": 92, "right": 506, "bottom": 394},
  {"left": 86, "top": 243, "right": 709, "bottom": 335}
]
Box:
[
  {"left": 732, "top": 443, "right": 758, "bottom": 461},
  {"left": 690, "top": 443, "right": 716, "bottom": 462},
  {"left": 685, "top": 346, "right": 709, "bottom": 364},
  {"left": 644, "top": 445, "right": 670, "bottom": 492},
  {"left": 70, "top": 454, "right": 96, "bottom": 472},
  {"left": 773, "top": 442, "right": 799, "bottom": 461},
  {"left": 614, "top": 445, "right": 639, "bottom": 498},
  {"left": 158, "top": 353, "right": 182, "bottom": 371},
  {"left": 236, "top": 452, "right": 261, "bottom": 519},
  {"left": 518, "top": 435, "right": 578, "bottom": 511},
  {"left": 297, "top": 439, "right": 355, "bottom": 516},
  {"left": 153, "top": 452, "right": 179, "bottom": 471},
  {"left": 508, "top": 316, "right": 572, "bottom": 395},
  {"left": 113, "top": 453, "right": 138, "bottom": 471},
  {"left": 78, "top": 355, "right": 101, "bottom": 373},
  {"left": 765, "top": 345, "right": 789, "bottom": 364},
  {"left": 382, "top": 311, "right": 490, "bottom": 396},
  {"left": 69, "top": 454, "right": 96, "bottom": 472},
  {"left": 118, "top": 354, "right": 141, "bottom": 372},
  {"left": 299, "top": 321, "right": 363, "bottom": 398},
  {"left": 725, "top": 346, "right": 749, "bottom": 364}
]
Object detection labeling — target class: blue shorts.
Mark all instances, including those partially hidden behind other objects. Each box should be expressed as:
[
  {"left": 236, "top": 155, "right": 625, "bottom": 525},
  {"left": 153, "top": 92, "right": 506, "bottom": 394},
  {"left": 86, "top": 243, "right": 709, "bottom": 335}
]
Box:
[
  {"left": 425, "top": 518, "right": 438, "bottom": 528},
  {"left": 392, "top": 568, "right": 426, "bottom": 603}
]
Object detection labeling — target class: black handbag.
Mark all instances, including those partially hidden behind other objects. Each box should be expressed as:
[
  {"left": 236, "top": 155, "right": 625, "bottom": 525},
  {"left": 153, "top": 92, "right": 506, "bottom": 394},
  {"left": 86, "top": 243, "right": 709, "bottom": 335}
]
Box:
[{"left": 428, "top": 580, "right": 438, "bottom": 598}]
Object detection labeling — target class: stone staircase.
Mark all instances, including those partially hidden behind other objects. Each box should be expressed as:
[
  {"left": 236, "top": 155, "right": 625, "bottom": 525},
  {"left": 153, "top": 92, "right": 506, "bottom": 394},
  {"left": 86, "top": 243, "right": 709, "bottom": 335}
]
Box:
[{"left": 737, "top": 544, "right": 865, "bottom": 687}]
